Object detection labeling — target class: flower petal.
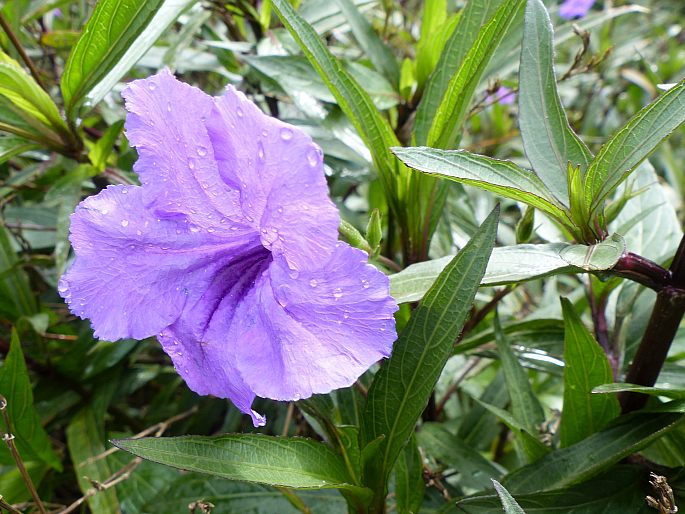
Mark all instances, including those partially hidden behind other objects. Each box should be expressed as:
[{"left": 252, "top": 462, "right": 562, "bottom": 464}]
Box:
[
  {"left": 122, "top": 69, "right": 246, "bottom": 231},
  {"left": 158, "top": 252, "right": 271, "bottom": 427},
  {"left": 60, "top": 185, "right": 261, "bottom": 341},
  {"left": 231, "top": 243, "right": 398, "bottom": 400},
  {"left": 207, "top": 87, "right": 339, "bottom": 272}
]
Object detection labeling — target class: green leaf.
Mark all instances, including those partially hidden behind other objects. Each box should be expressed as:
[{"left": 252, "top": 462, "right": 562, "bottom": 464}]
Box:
[
  {"left": 475, "top": 400, "right": 550, "bottom": 463},
  {"left": 415, "top": 12, "right": 459, "bottom": 90},
  {"left": 67, "top": 407, "right": 120, "bottom": 514},
  {"left": 61, "top": 0, "right": 193, "bottom": 118},
  {"left": 414, "top": 0, "right": 502, "bottom": 144},
  {"left": 494, "top": 314, "right": 545, "bottom": 432},
  {"left": 0, "top": 329, "right": 60, "bottom": 469},
  {"left": 0, "top": 51, "right": 71, "bottom": 145},
  {"left": 390, "top": 236, "right": 625, "bottom": 304},
  {"left": 0, "top": 135, "right": 38, "bottom": 164},
  {"left": 0, "top": 225, "right": 37, "bottom": 319},
  {"left": 559, "top": 299, "right": 620, "bottom": 447},
  {"left": 584, "top": 78, "right": 685, "bottom": 217},
  {"left": 518, "top": 0, "right": 592, "bottom": 204},
  {"left": 271, "top": 0, "right": 405, "bottom": 213},
  {"left": 330, "top": 0, "right": 399, "bottom": 87},
  {"left": 593, "top": 383, "right": 685, "bottom": 400},
  {"left": 393, "top": 435, "right": 424, "bottom": 514},
  {"left": 360, "top": 207, "right": 498, "bottom": 506},
  {"left": 113, "top": 434, "right": 369, "bottom": 495},
  {"left": 425, "top": 0, "right": 525, "bottom": 149},
  {"left": 492, "top": 480, "right": 527, "bottom": 514},
  {"left": 88, "top": 120, "right": 124, "bottom": 171},
  {"left": 502, "top": 412, "right": 684, "bottom": 493},
  {"left": 611, "top": 161, "right": 682, "bottom": 264},
  {"left": 417, "top": 423, "right": 503, "bottom": 491},
  {"left": 393, "top": 147, "right": 570, "bottom": 223},
  {"left": 456, "top": 466, "right": 653, "bottom": 513}
]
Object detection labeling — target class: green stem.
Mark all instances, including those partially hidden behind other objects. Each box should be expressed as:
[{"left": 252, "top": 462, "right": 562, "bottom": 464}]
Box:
[{"left": 0, "top": 12, "right": 47, "bottom": 90}]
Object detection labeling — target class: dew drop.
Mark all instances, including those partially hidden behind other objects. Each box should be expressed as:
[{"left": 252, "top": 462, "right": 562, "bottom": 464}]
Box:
[
  {"left": 196, "top": 146, "right": 207, "bottom": 157},
  {"left": 121, "top": 219, "right": 129, "bottom": 227},
  {"left": 343, "top": 312, "right": 349, "bottom": 320},
  {"left": 236, "top": 106, "right": 244, "bottom": 118},
  {"left": 148, "top": 82, "right": 157, "bottom": 91},
  {"left": 309, "top": 279, "right": 318, "bottom": 288},
  {"left": 277, "top": 207, "right": 283, "bottom": 214},
  {"left": 280, "top": 128, "right": 293, "bottom": 141},
  {"left": 58, "top": 280, "right": 68, "bottom": 294},
  {"left": 189, "top": 224, "right": 201, "bottom": 233},
  {"left": 306, "top": 148, "right": 321, "bottom": 167},
  {"left": 101, "top": 209, "right": 109, "bottom": 215},
  {"left": 333, "top": 288, "right": 343, "bottom": 299},
  {"left": 220, "top": 218, "right": 227, "bottom": 224},
  {"left": 207, "top": 227, "right": 215, "bottom": 233},
  {"left": 136, "top": 230, "right": 142, "bottom": 236},
  {"left": 257, "top": 141, "right": 265, "bottom": 160},
  {"left": 175, "top": 229, "right": 182, "bottom": 234},
  {"left": 166, "top": 102, "right": 172, "bottom": 112},
  {"left": 230, "top": 226, "right": 238, "bottom": 231},
  {"left": 188, "top": 158, "right": 196, "bottom": 170},
  {"left": 120, "top": 188, "right": 128, "bottom": 194},
  {"left": 361, "top": 279, "right": 370, "bottom": 289}
]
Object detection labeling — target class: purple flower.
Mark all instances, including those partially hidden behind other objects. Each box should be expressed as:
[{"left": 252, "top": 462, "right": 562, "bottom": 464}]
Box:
[
  {"left": 59, "top": 70, "right": 398, "bottom": 426},
  {"left": 559, "top": 0, "right": 595, "bottom": 19},
  {"left": 487, "top": 86, "right": 515, "bottom": 106}
]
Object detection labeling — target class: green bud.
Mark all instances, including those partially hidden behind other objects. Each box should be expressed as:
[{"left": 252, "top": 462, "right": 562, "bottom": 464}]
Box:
[
  {"left": 516, "top": 205, "right": 535, "bottom": 243},
  {"left": 366, "top": 208, "right": 383, "bottom": 257},
  {"left": 338, "top": 219, "right": 372, "bottom": 254}
]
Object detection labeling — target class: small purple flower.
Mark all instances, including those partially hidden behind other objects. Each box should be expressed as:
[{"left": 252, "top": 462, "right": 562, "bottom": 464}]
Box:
[
  {"left": 559, "top": 0, "right": 595, "bottom": 19},
  {"left": 59, "top": 70, "right": 398, "bottom": 426},
  {"left": 487, "top": 86, "right": 515, "bottom": 106}
]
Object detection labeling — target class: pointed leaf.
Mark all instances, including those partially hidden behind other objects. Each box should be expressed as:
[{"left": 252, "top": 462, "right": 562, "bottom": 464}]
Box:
[
  {"left": 390, "top": 237, "right": 624, "bottom": 304},
  {"left": 519, "top": 0, "right": 592, "bottom": 204},
  {"left": 360, "top": 207, "right": 498, "bottom": 502},
  {"left": 593, "top": 383, "right": 685, "bottom": 400},
  {"left": 414, "top": 0, "right": 502, "bottom": 144},
  {"left": 393, "top": 435, "right": 424, "bottom": 514},
  {"left": 502, "top": 412, "right": 684, "bottom": 493},
  {"left": 426, "top": 0, "right": 525, "bottom": 149},
  {"left": 584, "top": 78, "right": 685, "bottom": 216},
  {"left": 559, "top": 299, "right": 620, "bottom": 447},
  {"left": 493, "top": 480, "right": 527, "bottom": 514},
  {"left": 113, "top": 434, "right": 369, "bottom": 495},
  {"left": 393, "top": 147, "right": 570, "bottom": 222},
  {"left": 61, "top": 0, "right": 193, "bottom": 118}
]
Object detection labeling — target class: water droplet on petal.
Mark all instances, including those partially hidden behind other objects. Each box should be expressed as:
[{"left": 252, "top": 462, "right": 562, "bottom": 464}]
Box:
[
  {"left": 188, "top": 158, "right": 196, "bottom": 170},
  {"left": 207, "top": 227, "right": 215, "bottom": 233},
  {"left": 196, "top": 146, "right": 208, "bottom": 157},
  {"left": 58, "top": 279, "right": 68, "bottom": 294},
  {"left": 136, "top": 230, "right": 142, "bottom": 236},
  {"left": 309, "top": 279, "right": 318, "bottom": 288},
  {"left": 236, "top": 107, "right": 244, "bottom": 118},
  {"left": 257, "top": 141, "right": 265, "bottom": 160},
  {"left": 120, "top": 188, "right": 128, "bottom": 194},
  {"left": 277, "top": 207, "right": 283, "bottom": 214},
  {"left": 280, "top": 128, "right": 293, "bottom": 141},
  {"left": 333, "top": 288, "right": 343, "bottom": 299},
  {"left": 189, "top": 224, "right": 201, "bottom": 233},
  {"left": 148, "top": 82, "right": 157, "bottom": 90},
  {"left": 101, "top": 209, "right": 109, "bottom": 215},
  {"left": 361, "top": 279, "right": 370, "bottom": 289},
  {"left": 121, "top": 219, "right": 129, "bottom": 227},
  {"left": 166, "top": 102, "right": 172, "bottom": 112},
  {"left": 306, "top": 148, "right": 321, "bottom": 167}
]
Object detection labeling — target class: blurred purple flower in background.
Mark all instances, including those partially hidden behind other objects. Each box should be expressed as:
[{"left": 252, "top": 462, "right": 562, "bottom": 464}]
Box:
[
  {"left": 59, "top": 70, "right": 398, "bottom": 426},
  {"left": 487, "top": 86, "right": 516, "bottom": 106},
  {"left": 559, "top": 0, "right": 595, "bottom": 19}
]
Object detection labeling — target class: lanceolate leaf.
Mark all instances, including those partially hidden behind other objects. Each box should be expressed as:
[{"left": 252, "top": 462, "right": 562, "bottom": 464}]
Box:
[
  {"left": 114, "top": 434, "right": 369, "bottom": 495},
  {"left": 519, "top": 0, "right": 592, "bottom": 204},
  {"left": 559, "top": 299, "right": 620, "bottom": 447},
  {"left": 502, "top": 412, "right": 684, "bottom": 493},
  {"left": 61, "top": 0, "right": 193, "bottom": 118},
  {"left": 426, "top": 0, "right": 525, "bottom": 149},
  {"left": 0, "top": 224, "right": 37, "bottom": 318},
  {"left": 393, "top": 147, "right": 570, "bottom": 223},
  {"left": 492, "top": 480, "right": 527, "bottom": 514},
  {"left": 390, "top": 236, "right": 625, "bottom": 304},
  {"left": 584, "top": 78, "right": 685, "bottom": 216},
  {"left": 593, "top": 383, "right": 685, "bottom": 400},
  {"left": 360, "top": 207, "right": 498, "bottom": 507},
  {"left": 414, "top": 0, "right": 502, "bottom": 144}
]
